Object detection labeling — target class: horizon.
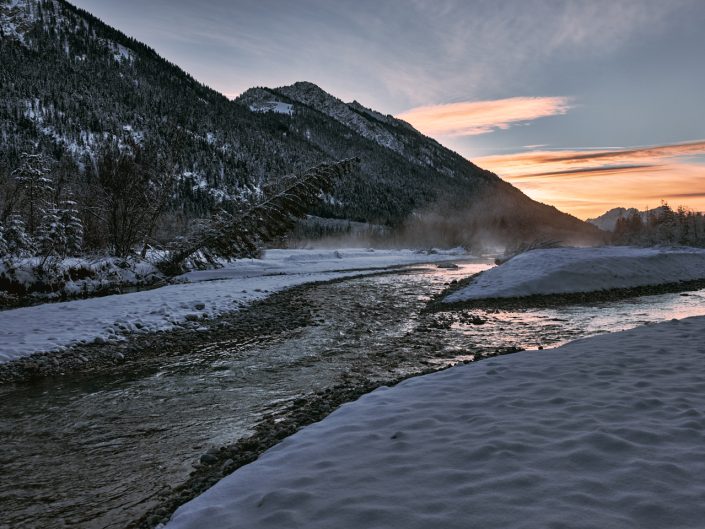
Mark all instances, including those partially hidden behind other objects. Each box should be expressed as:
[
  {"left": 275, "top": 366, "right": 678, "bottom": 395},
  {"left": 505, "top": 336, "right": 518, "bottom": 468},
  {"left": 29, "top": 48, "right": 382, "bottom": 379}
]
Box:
[{"left": 69, "top": 0, "right": 705, "bottom": 220}]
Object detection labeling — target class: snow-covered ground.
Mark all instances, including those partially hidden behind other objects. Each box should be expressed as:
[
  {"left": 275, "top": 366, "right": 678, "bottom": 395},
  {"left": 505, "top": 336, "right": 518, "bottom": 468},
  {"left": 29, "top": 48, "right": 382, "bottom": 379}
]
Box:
[
  {"left": 248, "top": 101, "right": 294, "bottom": 115},
  {"left": 444, "top": 246, "right": 705, "bottom": 303},
  {"left": 0, "top": 248, "right": 470, "bottom": 363},
  {"left": 165, "top": 315, "right": 705, "bottom": 529},
  {"left": 0, "top": 256, "right": 162, "bottom": 301}
]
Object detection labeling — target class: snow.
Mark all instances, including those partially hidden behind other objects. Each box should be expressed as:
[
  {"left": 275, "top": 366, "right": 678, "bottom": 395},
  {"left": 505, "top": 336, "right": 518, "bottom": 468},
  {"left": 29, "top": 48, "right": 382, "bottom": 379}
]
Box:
[
  {"left": 180, "top": 171, "right": 237, "bottom": 203},
  {"left": 444, "top": 246, "right": 705, "bottom": 303},
  {"left": 165, "top": 315, "right": 705, "bottom": 529},
  {"left": 0, "top": 256, "right": 162, "bottom": 301},
  {"left": 182, "top": 248, "right": 467, "bottom": 282},
  {"left": 275, "top": 82, "right": 404, "bottom": 155},
  {"left": 112, "top": 42, "right": 134, "bottom": 63},
  {"left": 0, "top": 248, "right": 470, "bottom": 363},
  {"left": 249, "top": 101, "right": 294, "bottom": 116}
]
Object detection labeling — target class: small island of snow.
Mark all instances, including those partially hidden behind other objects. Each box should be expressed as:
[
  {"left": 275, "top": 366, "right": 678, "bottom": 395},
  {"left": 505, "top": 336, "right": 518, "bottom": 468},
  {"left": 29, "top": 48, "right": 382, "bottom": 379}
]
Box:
[{"left": 443, "top": 246, "right": 705, "bottom": 303}]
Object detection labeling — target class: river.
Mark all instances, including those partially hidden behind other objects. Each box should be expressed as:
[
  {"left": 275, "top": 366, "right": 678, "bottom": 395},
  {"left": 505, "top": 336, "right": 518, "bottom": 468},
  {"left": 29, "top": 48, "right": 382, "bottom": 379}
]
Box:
[{"left": 2, "top": 261, "right": 705, "bottom": 528}]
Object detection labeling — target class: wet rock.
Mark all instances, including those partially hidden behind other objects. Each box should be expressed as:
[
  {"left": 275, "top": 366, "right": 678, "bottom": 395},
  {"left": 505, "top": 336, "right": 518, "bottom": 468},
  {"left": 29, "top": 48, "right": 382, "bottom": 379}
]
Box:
[
  {"left": 199, "top": 453, "right": 218, "bottom": 465},
  {"left": 221, "top": 459, "right": 235, "bottom": 474}
]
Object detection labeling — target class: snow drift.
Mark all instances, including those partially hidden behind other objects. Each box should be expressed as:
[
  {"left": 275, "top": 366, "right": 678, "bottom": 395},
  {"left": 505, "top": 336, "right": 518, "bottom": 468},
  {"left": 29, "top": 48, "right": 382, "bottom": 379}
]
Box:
[
  {"left": 165, "top": 315, "right": 705, "bottom": 529},
  {"left": 443, "top": 246, "right": 705, "bottom": 303}
]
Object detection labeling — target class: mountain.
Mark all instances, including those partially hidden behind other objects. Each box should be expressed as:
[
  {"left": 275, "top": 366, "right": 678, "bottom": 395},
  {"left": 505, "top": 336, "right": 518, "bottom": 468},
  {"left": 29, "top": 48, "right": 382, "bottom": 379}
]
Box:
[
  {"left": 587, "top": 206, "right": 670, "bottom": 232},
  {"left": 0, "top": 0, "right": 601, "bottom": 249}
]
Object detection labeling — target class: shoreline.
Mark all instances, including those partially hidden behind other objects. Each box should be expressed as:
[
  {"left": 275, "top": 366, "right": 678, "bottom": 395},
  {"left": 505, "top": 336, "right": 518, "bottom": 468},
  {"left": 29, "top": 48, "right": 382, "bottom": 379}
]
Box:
[
  {"left": 432, "top": 276, "right": 705, "bottom": 311},
  {"left": 0, "top": 249, "right": 477, "bottom": 367},
  {"left": 131, "top": 348, "right": 523, "bottom": 529},
  {"left": 0, "top": 268, "right": 419, "bottom": 385},
  {"left": 161, "top": 315, "right": 705, "bottom": 529}
]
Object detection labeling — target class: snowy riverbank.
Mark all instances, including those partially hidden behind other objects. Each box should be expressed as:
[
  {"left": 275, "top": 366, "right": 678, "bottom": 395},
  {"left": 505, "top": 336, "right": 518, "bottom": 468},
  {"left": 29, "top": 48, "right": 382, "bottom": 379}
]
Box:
[
  {"left": 443, "top": 246, "right": 705, "bottom": 303},
  {"left": 0, "top": 248, "right": 470, "bottom": 363},
  {"left": 165, "top": 314, "right": 705, "bottom": 529}
]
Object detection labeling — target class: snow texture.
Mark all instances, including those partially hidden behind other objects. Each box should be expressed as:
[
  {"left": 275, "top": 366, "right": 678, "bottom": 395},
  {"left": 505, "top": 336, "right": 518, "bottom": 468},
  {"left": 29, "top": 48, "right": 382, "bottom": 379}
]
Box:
[
  {"left": 249, "top": 101, "right": 294, "bottom": 115},
  {"left": 444, "top": 246, "right": 705, "bottom": 303},
  {"left": 0, "top": 256, "right": 160, "bottom": 300},
  {"left": 276, "top": 82, "right": 404, "bottom": 155},
  {"left": 166, "top": 315, "right": 705, "bottom": 529},
  {"left": 0, "top": 248, "right": 467, "bottom": 363}
]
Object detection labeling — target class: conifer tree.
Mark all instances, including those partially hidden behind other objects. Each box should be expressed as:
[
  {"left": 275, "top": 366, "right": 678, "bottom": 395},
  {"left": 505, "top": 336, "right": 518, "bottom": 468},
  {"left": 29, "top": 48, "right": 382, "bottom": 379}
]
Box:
[
  {"left": 2, "top": 215, "right": 35, "bottom": 256},
  {"left": 159, "top": 158, "right": 358, "bottom": 274},
  {"left": 12, "top": 153, "right": 54, "bottom": 235}
]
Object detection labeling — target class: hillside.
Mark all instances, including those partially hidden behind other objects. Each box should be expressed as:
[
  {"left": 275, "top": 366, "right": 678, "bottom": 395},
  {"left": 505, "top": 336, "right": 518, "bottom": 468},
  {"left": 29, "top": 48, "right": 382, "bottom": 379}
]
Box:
[
  {"left": 587, "top": 206, "right": 670, "bottom": 232},
  {"left": 0, "top": 0, "right": 600, "bottom": 250}
]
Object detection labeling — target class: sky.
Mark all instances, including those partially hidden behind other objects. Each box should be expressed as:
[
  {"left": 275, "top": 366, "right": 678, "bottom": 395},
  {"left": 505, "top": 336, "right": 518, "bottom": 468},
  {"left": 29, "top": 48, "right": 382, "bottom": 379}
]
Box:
[{"left": 71, "top": 0, "right": 705, "bottom": 219}]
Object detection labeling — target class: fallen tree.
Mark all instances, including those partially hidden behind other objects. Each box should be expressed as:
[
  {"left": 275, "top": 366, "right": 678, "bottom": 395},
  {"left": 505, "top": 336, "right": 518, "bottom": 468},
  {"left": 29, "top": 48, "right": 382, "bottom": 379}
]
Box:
[{"left": 157, "top": 158, "right": 359, "bottom": 275}]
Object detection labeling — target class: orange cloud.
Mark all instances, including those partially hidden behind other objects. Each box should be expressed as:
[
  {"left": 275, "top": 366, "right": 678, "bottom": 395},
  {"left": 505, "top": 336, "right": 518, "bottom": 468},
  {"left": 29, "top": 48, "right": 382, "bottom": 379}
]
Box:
[
  {"left": 396, "top": 96, "right": 572, "bottom": 137},
  {"left": 473, "top": 140, "right": 705, "bottom": 219}
]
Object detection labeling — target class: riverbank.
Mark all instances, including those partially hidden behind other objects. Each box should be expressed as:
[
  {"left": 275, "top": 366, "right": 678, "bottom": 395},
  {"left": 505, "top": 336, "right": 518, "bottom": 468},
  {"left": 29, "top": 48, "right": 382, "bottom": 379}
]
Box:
[
  {"left": 164, "top": 314, "right": 705, "bottom": 529},
  {"left": 438, "top": 246, "right": 705, "bottom": 310},
  {"left": 442, "top": 246, "right": 705, "bottom": 306},
  {"left": 0, "top": 248, "right": 472, "bottom": 370}
]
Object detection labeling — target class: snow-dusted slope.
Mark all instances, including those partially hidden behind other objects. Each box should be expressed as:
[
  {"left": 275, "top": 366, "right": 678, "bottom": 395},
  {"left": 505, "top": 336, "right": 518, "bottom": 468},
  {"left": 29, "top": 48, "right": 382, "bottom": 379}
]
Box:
[
  {"left": 0, "top": 248, "right": 469, "bottom": 363},
  {"left": 1, "top": 0, "right": 49, "bottom": 44},
  {"left": 274, "top": 82, "right": 406, "bottom": 155},
  {"left": 249, "top": 101, "right": 293, "bottom": 115},
  {"left": 443, "top": 246, "right": 705, "bottom": 303},
  {"left": 165, "top": 315, "right": 705, "bottom": 529}
]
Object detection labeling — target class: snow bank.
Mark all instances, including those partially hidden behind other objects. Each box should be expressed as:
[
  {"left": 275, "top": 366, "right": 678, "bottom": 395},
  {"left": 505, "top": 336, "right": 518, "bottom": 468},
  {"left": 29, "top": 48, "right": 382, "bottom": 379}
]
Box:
[
  {"left": 0, "top": 256, "right": 162, "bottom": 301},
  {"left": 0, "top": 248, "right": 469, "bottom": 363},
  {"left": 444, "top": 246, "right": 705, "bottom": 303},
  {"left": 165, "top": 315, "right": 705, "bottom": 529},
  {"left": 183, "top": 248, "right": 467, "bottom": 282}
]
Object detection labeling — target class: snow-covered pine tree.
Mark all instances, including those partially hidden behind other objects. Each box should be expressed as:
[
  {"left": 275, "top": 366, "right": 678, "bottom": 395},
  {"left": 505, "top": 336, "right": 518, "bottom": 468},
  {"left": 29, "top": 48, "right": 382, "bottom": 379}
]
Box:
[
  {"left": 2, "top": 215, "right": 35, "bottom": 256},
  {"left": 12, "top": 153, "right": 55, "bottom": 235},
  {"left": 159, "top": 158, "right": 358, "bottom": 274},
  {"left": 36, "top": 200, "right": 84, "bottom": 258},
  {"left": 0, "top": 224, "right": 8, "bottom": 258},
  {"left": 59, "top": 200, "right": 84, "bottom": 255}
]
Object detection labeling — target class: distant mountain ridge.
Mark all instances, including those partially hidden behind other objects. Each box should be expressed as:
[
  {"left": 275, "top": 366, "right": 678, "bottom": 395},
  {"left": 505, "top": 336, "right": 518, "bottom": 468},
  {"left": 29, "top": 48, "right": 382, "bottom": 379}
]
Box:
[
  {"left": 0, "top": 0, "right": 600, "bottom": 247},
  {"left": 588, "top": 206, "right": 670, "bottom": 232}
]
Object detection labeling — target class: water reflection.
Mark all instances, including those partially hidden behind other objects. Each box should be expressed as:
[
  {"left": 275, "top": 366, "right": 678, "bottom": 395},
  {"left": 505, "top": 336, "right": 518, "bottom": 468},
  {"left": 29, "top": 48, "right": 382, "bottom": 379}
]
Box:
[{"left": 436, "top": 263, "right": 705, "bottom": 351}]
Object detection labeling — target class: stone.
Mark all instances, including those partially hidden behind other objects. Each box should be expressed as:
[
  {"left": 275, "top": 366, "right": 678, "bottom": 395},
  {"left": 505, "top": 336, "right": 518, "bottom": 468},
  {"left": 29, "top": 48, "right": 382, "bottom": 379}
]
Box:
[{"left": 199, "top": 453, "right": 219, "bottom": 465}]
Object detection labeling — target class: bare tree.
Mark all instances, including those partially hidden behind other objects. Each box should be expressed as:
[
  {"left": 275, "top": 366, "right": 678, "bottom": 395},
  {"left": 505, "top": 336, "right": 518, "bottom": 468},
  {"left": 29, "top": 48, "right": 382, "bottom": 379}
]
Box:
[{"left": 89, "top": 147, "right": 174, "bottom": 257}]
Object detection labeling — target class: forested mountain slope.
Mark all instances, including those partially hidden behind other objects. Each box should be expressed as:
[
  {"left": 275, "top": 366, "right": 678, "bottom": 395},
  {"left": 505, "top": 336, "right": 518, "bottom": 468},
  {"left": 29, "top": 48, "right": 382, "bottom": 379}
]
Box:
[{"left": 0, "top": 0, "right": 600, "bottom": 248}]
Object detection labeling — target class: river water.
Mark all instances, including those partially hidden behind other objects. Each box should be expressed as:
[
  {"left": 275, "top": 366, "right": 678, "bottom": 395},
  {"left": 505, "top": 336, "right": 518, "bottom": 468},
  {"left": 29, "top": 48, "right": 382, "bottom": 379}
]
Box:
[{"left": 2, "top": 261, "right": 705, "bottom": 529}]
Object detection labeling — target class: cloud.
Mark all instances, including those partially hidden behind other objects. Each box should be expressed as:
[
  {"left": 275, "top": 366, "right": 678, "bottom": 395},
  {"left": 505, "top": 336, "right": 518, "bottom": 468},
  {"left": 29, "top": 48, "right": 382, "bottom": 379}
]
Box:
[
  {"left": 524, "top": 164, "right": 654, "bottom": 178},
  {"left": 472, "top": 140, "right": 705, "bottom": 218},
  {"left": 396, "top": 96, "right": 572, "bottom": 137},
  {"left": 474, "top": 140, "right": 705, "bottom": 178}
]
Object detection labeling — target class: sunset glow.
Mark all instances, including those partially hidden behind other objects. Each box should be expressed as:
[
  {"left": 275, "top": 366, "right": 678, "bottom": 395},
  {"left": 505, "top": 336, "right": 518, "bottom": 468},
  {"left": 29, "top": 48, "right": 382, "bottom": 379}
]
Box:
[
  {"left": 474, "top": 141, "right": 705, "bottom": 219},
  {"left": 397, "top": 97, "right": 572, "bottom": 137}
]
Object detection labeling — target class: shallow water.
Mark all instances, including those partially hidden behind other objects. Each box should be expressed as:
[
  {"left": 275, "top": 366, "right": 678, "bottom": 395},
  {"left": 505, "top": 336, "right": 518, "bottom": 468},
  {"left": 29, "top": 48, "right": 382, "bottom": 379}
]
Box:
[{"left": 2, "top": 261, "right": 705, "bottom": 528}]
